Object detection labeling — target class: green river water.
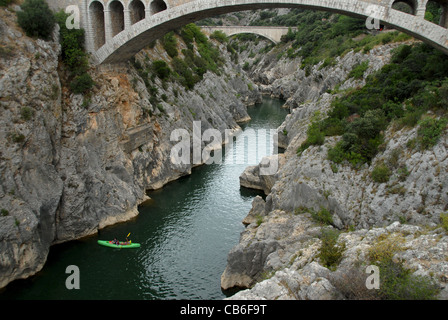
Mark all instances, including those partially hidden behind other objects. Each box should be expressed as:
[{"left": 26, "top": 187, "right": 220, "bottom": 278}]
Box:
[{"left": 0, "top": 97, "right": 288, "bottom": 300}]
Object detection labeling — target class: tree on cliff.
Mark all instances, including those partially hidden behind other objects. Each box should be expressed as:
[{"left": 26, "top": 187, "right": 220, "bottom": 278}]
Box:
[{"left": 17, "top": 0, "right": 55, "bottom": 40}]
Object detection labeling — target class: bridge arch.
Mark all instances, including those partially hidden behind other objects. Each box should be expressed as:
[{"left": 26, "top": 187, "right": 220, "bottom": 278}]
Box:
[
  {"left": 149, "top": 0, "right": 168, "bottom": 15},
  {"left": 81, "top": 0, "right": 448, "bottom": 65},
  {"left": 201, "top": 26, "right": 294, "bottom": 44},
  {"left": 225, "top": 31, "right": 279, "bottom": 44},
  {"left": 109, "top": 0, "right": 126, "bottom": 37},
  {"left": 129, "top": 0, "right": 146, "bottom": 25},
  {"left": 88, "top": 0, "right": 106, "bottom": 50}
]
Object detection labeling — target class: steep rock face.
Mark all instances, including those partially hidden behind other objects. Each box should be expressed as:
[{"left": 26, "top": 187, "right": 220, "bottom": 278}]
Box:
[
  {"left": 223, "top": 41, "right": 448, "bottom": 298},
  {"left": 250, "top": 41, "right": 402, "bottom": 109},
  {"left": 0, "top": 8, "right": 261, "bottom": 289}
]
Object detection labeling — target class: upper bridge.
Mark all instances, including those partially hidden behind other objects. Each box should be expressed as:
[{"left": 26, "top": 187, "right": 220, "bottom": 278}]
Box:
[
  {"left": 45, "top": 0, "right": 448, "bottom": 65},
  {"left": 200, "top": 26, "right": 295, "bottom": 44}
]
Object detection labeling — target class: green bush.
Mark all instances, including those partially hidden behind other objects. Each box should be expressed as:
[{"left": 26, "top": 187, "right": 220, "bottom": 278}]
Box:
[
  {"left": 377, "top": 259, "right": 440, "bottom": 300},
  {"left": 298, "top": 120, "right": 325, "bottom": 153},
  {"left": 327, "top": 142, "right": 346, "bottom": 164},
  {"left": 417, "top": 117, "right": 448, "bottom": 150},
  {"left": 210, "top": 30, "right": 228, "bottom": 43},
  {"left": 348, "top": 60, "right": 369, "bottom": 79},
  {"left": 311, "top": 207, "right": 334, "bottom": 225},
  {"left": 440, "top": 213, "right": 448, "bottom": 232},
  {"left": 318, "top": 228, "right": 345, "bottom": 270},
  {"left": 172, "top": 57, "right": 198, "bottom": 89},
  {"left": 70, "top": 73, "right": 95, "bottom": 95},
  {"left": 17, "top": 0, "right": 55, "bottom": 40},
  {"left": 162, "top": 32, "right": 178, "bottom": 58},
  {"left": 371, "top": 164, "right": 391, "bottom": 183},
  {"left": 152, "top": 60, "right": 171, "bottom": 80},
  {"left": 55, "top": 11, "right": 88, "bottom": 74},
  {"left": 0, "top": 0, "right": 14, "bottom": 6}
]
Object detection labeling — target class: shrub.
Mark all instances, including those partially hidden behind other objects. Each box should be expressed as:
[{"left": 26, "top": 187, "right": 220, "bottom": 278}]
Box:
[
  {"left": 152, "top": 60, "right": 171, "bottom": 80},
  {"left": 311, "top": 207, "right": 334, "bottom": 225},
  {"left": 368, "top": 234, "right": 405, "bottom": 264},
  {"left": 0, "top": 0, "right": 14, "bottom": 6},
  {"left": 21, "top": 106, "right": 34, "bottom": 121},
  {"left": 70, "top": 73, "right": 95, "bottom": 94},
  {"left": 440, "top": 213, "right": 448, "bottom": 231},
  {"left": 11, "top": 132, "right": 25, "bottom": 143},
  {"left": 417, "top": 117, "right": 448, "bottom": 150},
  {"left": 377, "top": 259, "right": 440, "bottom": 300},
  {"left": 55, "top": 11, "right": 88, "bottom": 74},
  {"left": 210, "top": 30, "right": 228, "bottom": 43},
  {"left": 318, "top": 228, "right": 345, "bottom": 270},
  {"left": 172, "top": 57, "right": 197, "bottom": 89},
  {"left": 162, "top": 32, "right": 178, "bottom": 58},
  {"left": 367, "top": 233, "right": 440, "bottom": 299},
  {"left": 298, "top": 120, "right": 325, "bottom": 153},
  {"left": 371, "top": 164, "right": 391, "bottom": 183},
  {"left": 17, "top": 0, "right": 56, "bottom": 40},
  {"left": 348, "top": 60, "right": 369, "bottom": 79}
]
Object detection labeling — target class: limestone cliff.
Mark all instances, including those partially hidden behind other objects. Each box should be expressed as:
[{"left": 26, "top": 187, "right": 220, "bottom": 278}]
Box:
[
  {"left": 223, "top": 38, "right": 448, "bottom": 299},
  {"left": 0, "top": 7, "right": 260, "bottom": 289}
]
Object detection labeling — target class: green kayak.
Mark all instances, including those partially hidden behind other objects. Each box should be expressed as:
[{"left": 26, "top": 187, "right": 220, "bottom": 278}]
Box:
[{"left": 97, "top": 240, "right": 141, "bottom": 249}]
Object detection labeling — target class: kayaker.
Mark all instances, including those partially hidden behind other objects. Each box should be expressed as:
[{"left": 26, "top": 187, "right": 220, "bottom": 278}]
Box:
[{"left": 112, "top": 238, "right": 119, "bottom": 245}]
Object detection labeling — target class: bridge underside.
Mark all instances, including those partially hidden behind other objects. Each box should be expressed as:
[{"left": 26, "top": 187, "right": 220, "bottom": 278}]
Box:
[{"left": 86, "top": 0, "right": 448, "bottom": 65}]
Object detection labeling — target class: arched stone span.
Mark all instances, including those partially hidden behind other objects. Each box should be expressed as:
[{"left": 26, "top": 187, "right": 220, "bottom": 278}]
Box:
[
  {"left": 201, "top": 26, "right": 294, "bottom": 44},
  {"left": 45, "top": 0, "right": 448, "bottom": 64}
]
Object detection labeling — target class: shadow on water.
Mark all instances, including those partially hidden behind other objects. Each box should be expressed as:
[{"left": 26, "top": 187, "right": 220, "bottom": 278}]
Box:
[{"left": 0, "top": 97, "right": 288, "bottom": 300}]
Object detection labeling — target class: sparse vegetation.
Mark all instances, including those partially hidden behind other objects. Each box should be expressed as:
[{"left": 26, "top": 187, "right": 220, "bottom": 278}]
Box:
[
  {"left": 440, "top": 213, "right": 448, "bottom": 231},
  {"left": 368, "top": 234, "right": 440, "bottom": 300}
]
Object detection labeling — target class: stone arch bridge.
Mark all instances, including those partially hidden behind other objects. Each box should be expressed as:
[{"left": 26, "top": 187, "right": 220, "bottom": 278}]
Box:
[
  {"left": 200, "top": 26, "right": 295, "bottom": 44},
  {"left": 45, "top": 0, "right": 448, "bottom": 65}
]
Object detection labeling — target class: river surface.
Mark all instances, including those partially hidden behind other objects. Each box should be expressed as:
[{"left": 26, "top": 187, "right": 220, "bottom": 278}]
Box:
[{"left": 0, "top": 97, "right": 288, "bottom": 300}]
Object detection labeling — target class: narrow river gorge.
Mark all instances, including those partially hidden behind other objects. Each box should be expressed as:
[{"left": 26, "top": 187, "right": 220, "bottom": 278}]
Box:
[{"left": 0, "top": 97, "right": 288, "bottom": 300}]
